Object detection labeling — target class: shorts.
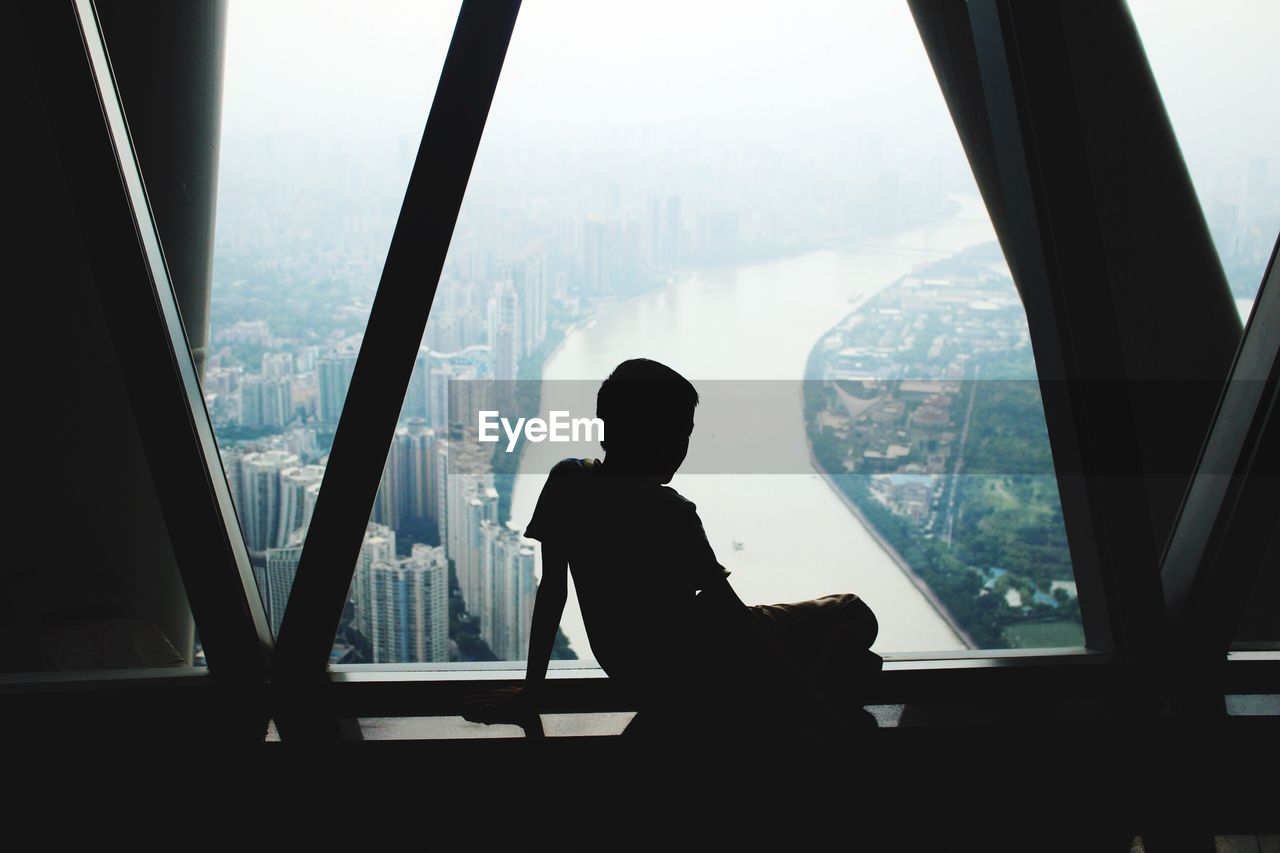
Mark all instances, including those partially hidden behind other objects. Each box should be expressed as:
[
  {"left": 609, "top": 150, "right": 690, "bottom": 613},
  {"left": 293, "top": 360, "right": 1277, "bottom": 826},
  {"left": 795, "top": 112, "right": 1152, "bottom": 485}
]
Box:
[
  {"left": 623, "top": 591, "right": 882, "bottom": 740},
  {"left": 748, "top": 593, "right": 880, "bottom": 660}
]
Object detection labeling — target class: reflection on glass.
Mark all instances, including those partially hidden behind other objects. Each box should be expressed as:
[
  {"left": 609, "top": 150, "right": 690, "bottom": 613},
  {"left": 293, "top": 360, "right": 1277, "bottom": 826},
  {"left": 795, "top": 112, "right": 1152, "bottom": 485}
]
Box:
[
  {"left": 1130, "top": 0, "right": 1280, "bottom": 320},
  {"left": 305, "top": 0, "right": 1084, "bottom": 666}
]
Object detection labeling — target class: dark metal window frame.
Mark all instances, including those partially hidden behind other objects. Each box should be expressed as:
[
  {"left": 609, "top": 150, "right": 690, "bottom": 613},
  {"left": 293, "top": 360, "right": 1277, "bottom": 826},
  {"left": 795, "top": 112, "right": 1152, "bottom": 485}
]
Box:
[
  {"left": 15, "top": 0, "right": 1278, "bottom": 733},
  {"left": 1161, "top": 238, "right": 1280, "bottom": 655},
  {"left": 933, "top": 0, "right": 1280, "bottom": 672},
  {"left": 17, "top": 0, "right": 273, "bottom": 684}
]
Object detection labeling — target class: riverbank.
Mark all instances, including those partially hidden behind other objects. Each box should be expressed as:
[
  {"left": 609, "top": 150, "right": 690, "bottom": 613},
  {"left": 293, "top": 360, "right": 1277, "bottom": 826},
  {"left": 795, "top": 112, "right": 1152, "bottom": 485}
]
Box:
[
  {"left": 513, "top": 198, "right": 996, "bottom": 655},
  {"left": 805, "top": 440, "right": 976, "bottom": 648}
]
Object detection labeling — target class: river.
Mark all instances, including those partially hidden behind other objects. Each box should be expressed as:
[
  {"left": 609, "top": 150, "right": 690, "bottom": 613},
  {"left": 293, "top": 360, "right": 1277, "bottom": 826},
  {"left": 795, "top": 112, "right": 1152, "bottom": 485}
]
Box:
[{"left": 510, "top": 197, "right": 1000, "bottom": 657}]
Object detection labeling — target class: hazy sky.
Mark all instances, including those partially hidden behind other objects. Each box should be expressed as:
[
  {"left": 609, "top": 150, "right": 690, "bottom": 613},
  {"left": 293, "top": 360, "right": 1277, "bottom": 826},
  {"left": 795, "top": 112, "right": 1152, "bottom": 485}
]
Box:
[
  {"left": 220, "top": 0, "right": 1280, "bottom": 211},
  {"left": 1129, "top": 0, "right": 1280, "bottom": 188},
  {"left": 222, "top": 0, "right": 457, "bottom": 141},
  {"left": 223, "top": 1, "right": 959, "bottom": 162}
]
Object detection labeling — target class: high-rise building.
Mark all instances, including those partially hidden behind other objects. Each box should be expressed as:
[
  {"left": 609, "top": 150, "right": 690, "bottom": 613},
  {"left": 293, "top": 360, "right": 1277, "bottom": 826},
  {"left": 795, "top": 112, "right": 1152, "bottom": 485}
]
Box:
[
  {"left": 278, "top": 464, "right": 325, "bottom": 544},
  {"left": 487, "top": 524, "right": 537, "bottom": 661},
  {"left": 449, "top": 365, "right": 495, "bottom": 435},
  {"left": 237, "top": 379, "right": 260, "bottom": 428},
  {"left": 514, "top": 256, "right": 546, "bottom": 358},
  {"left": 295, "top": 345, "right": 320, "bottom": 373},
  {"left": 262, "top": 351, "right": 293, "bottom": 381},
  {"left": 265, "top": 523, "right": 400, "bottom": 651},
  {"left": 394, "top": 419, "right": 436, "bottom": 533},
  {"left": 401, "top": 348, "right": 431, "bottom": 422},
  {"left": 488, "top": 280, "right": 520, "bottom": 381},
  {"left": 286, "top": 371, "right": 318, "bottom": 422},
  {"left": 371, "top": 418, "right": 439, "bottom": 536},
  {"left": 478, "top": 520, "right": 501, "bottom": 648},
  {"left": 356, "top": 543, "right": 449, "bottom": 663},
  {"left": 263, "top": 534, "right": 304, "bottom": 637},
  {"left": 238, "top": 376, "right": 292, "bottom": 429},
  {"left": 317, "top": 352, "right": 357, "bottom": 424},
  {"left": 283, "top": 427, "right": 319, "bottom": 462},
  {"left": 371, "top": 444, "right": 398, "bottom": 530},
  {"left": 239, "top": 449, "right": 300, "bottom": 560},
  {"left": 351, "top": 523, "right": 397, "bottom": 643},
  {"left": 458, "top": 484, "right": 499, "bottom": 618},
  {"left": 428, "top": 362, "right": 457, "bottom": 434},
  {"left": 440, "top": 446, "right": 497, "bottom": 617},
  {"left": 220, "top": 446, "right": 246, "bottom": 513},
  {"left": 434, "top": 441, "right": 449, "bottom": 546},
  {"left": 427, "top": 349, "right": 492, "bottom": 434},
  {"left": 471, "top": 521, "right": 537, "bottom": 661}
]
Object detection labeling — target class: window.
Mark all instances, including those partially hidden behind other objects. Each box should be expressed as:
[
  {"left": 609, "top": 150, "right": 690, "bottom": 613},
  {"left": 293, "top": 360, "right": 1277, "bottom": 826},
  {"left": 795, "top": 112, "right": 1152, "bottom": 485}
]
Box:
[
  {"left": 1129, "top": 0, "right": 1280, "bottom": 648},
  {"left": 1130, "top": 0, "right": 1280, "bottom": 321},
  {"left": 323, "top": 0, "right": 1084, "bottom": 668},
  {"left": 207, "top": 0, "right": 460, "bottom": 653}
]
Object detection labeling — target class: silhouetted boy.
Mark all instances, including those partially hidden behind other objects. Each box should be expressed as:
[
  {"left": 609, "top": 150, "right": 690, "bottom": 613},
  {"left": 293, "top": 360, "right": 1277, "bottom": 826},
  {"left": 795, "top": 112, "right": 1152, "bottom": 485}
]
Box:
[{"left": 469, "top": 358, "right": 881, "bottom": 740}]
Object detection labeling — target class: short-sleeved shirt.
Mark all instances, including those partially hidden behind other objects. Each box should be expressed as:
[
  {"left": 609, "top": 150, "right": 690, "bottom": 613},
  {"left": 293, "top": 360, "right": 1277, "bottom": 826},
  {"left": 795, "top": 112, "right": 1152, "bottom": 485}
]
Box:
[{"left": 524, "top": 457, "right": 730, "bottom": 695}]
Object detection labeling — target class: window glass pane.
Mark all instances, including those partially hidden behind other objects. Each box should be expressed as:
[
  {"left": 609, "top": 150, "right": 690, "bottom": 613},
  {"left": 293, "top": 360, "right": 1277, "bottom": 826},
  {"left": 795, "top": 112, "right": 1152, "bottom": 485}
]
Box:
[
  {"left": 335, "top": 0, "right": 1085, "bottom": 667},
  {"left": 207, "top": 0, "right": 460, "bottom": 650},
  {"left": 1130, "top": 0, "right": 1280, "bottom": 321},
  {"left": 1129, "top": 1, "right": 1280, "bottom": 646}
]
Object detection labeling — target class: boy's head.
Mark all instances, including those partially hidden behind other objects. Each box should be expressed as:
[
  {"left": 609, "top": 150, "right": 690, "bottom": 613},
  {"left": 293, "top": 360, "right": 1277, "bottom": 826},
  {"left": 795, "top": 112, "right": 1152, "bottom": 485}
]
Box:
[{"left": 596, "top": 358, "right": 699, "bottom": 483}]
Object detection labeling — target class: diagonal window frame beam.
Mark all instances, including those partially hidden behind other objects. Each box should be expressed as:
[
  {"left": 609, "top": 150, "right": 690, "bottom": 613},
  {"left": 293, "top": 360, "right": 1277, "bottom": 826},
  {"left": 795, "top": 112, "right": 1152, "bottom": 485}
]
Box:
[
  {"left": 1161, "top": 231, "right": 1280, "bottom": 657},
  {"left": 942, "top": 0, "right": 1243, "bottom": 662},
  {"left": 18, "top": 0, "right": 275, "bottom": 680},
  {"left": 958, "top": 0, "right": 1132, "bottom": 656},
  {"left": 272, "top": 0, "right": 523, "bottom": 680}
]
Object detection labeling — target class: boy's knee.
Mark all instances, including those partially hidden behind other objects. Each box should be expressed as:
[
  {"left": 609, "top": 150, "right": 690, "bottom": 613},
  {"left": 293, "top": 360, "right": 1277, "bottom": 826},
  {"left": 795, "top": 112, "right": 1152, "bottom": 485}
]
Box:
[{"left": 835, "top": 594, "right": 878, "bottom": 649}]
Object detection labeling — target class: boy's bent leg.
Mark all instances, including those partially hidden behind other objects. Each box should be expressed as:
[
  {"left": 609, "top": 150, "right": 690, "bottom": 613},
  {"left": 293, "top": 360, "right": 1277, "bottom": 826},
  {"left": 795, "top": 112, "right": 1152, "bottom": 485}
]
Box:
[
  {"left": 749, "top": 593, "right": 881, "bottom": 708},
  {"left": 689, "top": 585, "right": 847, "bottom": 736},
  {"left": 749, "top": 593, "right": 879, "bottom": 656}
]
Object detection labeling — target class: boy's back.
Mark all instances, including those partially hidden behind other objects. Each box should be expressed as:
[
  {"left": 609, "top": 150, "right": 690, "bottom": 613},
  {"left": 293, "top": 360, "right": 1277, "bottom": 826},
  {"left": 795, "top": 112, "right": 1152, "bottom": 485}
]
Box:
[
  {"left": 465, "top": 358, "right": 880, "bottom": 739},
  {"left": 524, "top": 457, "right": 728, "bottom": 699}
]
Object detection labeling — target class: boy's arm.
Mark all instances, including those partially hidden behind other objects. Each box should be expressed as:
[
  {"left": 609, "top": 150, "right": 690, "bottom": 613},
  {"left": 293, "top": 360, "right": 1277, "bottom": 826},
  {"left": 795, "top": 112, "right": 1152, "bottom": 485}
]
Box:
[
  {"left": 522, "top": 543, "right": 568, "bottom": 696},
  {"left": 462, "top": 543, "right": 567, "bottom": 725}
]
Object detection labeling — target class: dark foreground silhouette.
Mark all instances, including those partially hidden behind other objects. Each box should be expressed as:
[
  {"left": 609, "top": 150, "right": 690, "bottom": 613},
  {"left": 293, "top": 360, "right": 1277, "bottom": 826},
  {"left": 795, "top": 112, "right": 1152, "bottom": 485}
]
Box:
[{"left": 465, "top": 358, "right": 881, "bottom": 741}]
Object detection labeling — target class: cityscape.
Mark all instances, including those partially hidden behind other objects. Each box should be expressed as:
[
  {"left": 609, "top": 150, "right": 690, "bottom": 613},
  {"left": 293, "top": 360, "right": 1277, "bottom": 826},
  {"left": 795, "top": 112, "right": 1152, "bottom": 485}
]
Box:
[
  {"left": 201, "top": 0, "right": 1277, "bottom": 665},
  {"left": 209, "top": 258, "right": 560, "bottom": 664},
  {"left": 804, "top": 243, "right": 1081, "bottom": 648},
  {"left": 205, "top": 148, "right": 968, "bottom": 664}
]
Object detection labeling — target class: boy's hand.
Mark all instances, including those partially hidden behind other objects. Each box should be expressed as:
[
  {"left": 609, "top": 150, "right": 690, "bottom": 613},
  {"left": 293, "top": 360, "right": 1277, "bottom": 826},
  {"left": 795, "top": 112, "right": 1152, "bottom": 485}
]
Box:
[{"left": 462, "top": 686, "right": 539, "bottom": 726}]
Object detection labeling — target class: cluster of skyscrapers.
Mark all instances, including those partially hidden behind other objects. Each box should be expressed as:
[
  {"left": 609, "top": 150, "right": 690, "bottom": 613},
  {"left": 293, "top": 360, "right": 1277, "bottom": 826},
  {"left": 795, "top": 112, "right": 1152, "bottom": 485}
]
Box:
[
  {"left": 210, "top": 265, "right": 555, "bottom": 664},
  {"left": 206, "top": 181, "right": 711, "bottom": 664},
  {"left": 442, "top": 442, "right": 538, "bottom": 662}
]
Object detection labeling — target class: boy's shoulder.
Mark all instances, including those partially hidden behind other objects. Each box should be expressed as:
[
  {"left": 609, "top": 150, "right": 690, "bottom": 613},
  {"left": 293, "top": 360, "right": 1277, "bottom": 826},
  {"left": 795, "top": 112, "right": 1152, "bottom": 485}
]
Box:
[
  {"left": 656, "top": 483, "right": 697, "bottom": 513},
  {"left": 545, "top": 458, "right": 696, "bottom": 512},
  {"left": 547, "top": 457, "right": 601, "bottom": 478}
]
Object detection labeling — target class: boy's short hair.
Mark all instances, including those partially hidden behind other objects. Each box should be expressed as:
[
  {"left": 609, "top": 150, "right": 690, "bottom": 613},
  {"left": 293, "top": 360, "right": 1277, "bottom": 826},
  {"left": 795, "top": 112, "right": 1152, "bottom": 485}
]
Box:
[{"left": 596, "top": 358, "right": 699, "bottom": 441}]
